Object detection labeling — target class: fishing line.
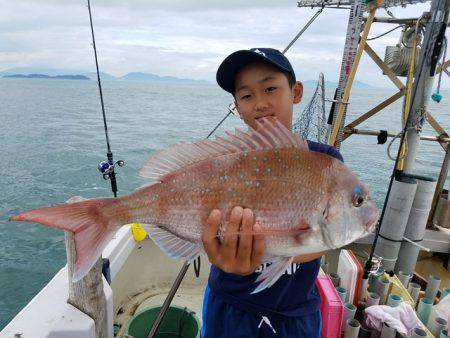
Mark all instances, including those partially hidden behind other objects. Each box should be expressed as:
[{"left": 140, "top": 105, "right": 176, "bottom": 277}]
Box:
[
  {"left": 87, "top": 0, "right": 124, "bottom": 198},
  {"left": 206, "top": 108, "right": 234, "bottom": 139}
]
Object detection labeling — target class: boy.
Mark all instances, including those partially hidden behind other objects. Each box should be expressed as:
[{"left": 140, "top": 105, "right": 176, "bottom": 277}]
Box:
[{"left": 201, "top": 48, "right": 343, "bottom": 337}]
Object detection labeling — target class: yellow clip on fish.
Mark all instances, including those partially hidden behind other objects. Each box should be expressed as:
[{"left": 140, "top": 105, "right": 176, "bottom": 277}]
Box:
[{"left": 131, "top": 223, "right": 147, "bottom": 242}]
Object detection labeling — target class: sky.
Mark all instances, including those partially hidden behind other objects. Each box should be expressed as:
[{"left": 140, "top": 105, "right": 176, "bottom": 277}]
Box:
[{"left": 0, "top": 0, "right": 447, "bottom": 88}]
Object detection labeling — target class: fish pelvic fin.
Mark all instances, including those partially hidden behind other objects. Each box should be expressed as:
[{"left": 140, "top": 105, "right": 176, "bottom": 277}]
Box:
[
  {"left": 10, "top": 198, "right": 120, "bottom": 282},
  {"left": 144, "top": 224, "right": 201, "bottom": 262},
  {"left": 252, "top": 256, "right": 294, "bottom": 294},
  {"left": 139, "top": 117, "right": 309, "bottom": 181}
]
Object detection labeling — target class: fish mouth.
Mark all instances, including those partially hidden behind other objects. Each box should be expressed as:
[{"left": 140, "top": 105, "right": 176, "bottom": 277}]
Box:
[{"left": 365, "top": 217, "right": 378, "bottom": 233}]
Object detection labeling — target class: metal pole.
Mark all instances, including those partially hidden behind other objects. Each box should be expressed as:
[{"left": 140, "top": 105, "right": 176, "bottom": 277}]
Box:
[
  {"left": 403, "top": 0, "right": 450, "bottom": 173},
  {"left": 283, "top": 8, "right": 323, "bottom": 54}
]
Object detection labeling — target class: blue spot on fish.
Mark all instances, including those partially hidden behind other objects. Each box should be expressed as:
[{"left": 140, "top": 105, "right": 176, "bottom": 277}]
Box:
[{"left": 353, "top": 186, "right": 362, "bottom": 195}]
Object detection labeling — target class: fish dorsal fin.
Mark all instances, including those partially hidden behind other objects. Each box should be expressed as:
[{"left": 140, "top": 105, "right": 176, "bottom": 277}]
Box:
[{"left": 139, "top": 117, "right": 308, "bottom": 180}]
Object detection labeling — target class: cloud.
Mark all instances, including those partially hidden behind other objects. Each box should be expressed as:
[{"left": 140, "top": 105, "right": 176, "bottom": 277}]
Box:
[
  {"left": 1, "top": 0, "right": 446, "bottom": 87},
  {"left": 12, "top": 0, "right": 298, "bottom": 12}
]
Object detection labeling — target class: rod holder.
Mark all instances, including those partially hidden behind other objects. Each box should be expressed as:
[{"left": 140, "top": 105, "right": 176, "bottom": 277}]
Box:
[
  {"left": 380, "top": 322, "right": 396, "bottom": 338},
  {"left": 398, "top": 270, "right": 412, "bottom": 288},
  {"left": 441, "top": 287, "right": 450, "bottom": 300},
  {"left": 344, "top": 319, "right": 360, "bottom": 338},
  {"left": 336, "top": 286, "right": 347, "bottom": 303},
  {"left": 358, "top": 324, "right": 375, "bottom": 338},
  {"left": 376, "top": 276, "right": 390, "bottom": 305},
  {"left": 428, "top": 317, "right": 447, "bottom": 337},
  {"left": 366, "top": 292, "right": 380, "bottom": 308},
  {"left": 408, "top": 282, "right": 421, "bottom": 305},
  {"left": 342, "top": 302, "right": 356, "bottom": 332},
  {"left": 411, "top": 327, "right": 427, "bottom": 338},
  {"left": 387, "top": 293, "right": 402, "bottom": 307},
  {"left": 417, "top": 297, "right": 433, "bottom": 325},
  {"left": 425, "top": 275, "right": 441, "bottom": 301}
]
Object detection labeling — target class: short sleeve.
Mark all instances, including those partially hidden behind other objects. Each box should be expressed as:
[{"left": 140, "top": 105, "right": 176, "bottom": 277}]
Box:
[
  {"left": 326, "top": 146, "right": 344, "bottom": 163},
  {"left": 306, "top": 140, "right": 344, "bottom": 163}
]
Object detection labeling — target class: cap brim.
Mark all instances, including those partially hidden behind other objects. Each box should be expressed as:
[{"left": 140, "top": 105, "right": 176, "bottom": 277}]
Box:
[{"left": 216, "top": 50, "right": 285, "bottom": 93}]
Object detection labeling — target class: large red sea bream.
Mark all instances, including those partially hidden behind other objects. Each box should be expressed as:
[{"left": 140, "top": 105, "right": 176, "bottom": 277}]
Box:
[{"left": 11, "top": 118, "right": 379, "bottom": 293}]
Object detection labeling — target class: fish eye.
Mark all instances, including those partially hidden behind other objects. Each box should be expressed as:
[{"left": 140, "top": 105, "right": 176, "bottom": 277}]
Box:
[{"left": 352, "top": 194, "right": 364, "bottom": 207}]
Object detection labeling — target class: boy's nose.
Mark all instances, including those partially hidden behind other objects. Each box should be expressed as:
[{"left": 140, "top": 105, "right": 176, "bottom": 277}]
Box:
[{"left": 254, "top": 98, "right": 269, "bottom": 111}]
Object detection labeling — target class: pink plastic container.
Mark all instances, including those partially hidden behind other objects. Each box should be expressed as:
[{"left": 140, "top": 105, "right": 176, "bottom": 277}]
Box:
[{"left": 316, "top": 274, "right": 344, "bottom": 338}]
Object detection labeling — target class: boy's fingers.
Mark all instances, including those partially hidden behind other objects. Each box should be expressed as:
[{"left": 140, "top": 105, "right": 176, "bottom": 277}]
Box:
[
  {"left": 236, "top": 208, "right": 254, "bottom": 265},
  {"left": 251, "top": 222, "right": 265, "bottom": 266},
  {"left": 222, "top": 206, "right": 243, "bottom": 259},
  {"left": 202, "top": 209, "right": 222, "bottom": 261}
]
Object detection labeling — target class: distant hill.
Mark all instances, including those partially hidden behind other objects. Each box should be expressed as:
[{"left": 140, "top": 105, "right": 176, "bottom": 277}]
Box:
[
  {"left": 0, "top": 67, "right": 375, "bottom": 87},
  {"left": 119, "top": 72, "right": 209, "bottom": 84},
  {"left": 3, "top": 74, "right": 89, "bottom": 80},
  {"left": 82, "top": 72, "right": 118, "bottom": 81},
  {"left": 0, "top": 67, "right": 209, "bottom": 84}
]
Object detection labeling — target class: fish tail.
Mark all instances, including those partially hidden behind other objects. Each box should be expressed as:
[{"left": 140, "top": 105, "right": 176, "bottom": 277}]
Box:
[{"left": 10, "top": 198, "right": 121, "bottom": 282}]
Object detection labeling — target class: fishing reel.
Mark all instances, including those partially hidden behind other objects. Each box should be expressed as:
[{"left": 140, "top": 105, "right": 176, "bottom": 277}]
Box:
[{"left": 98, "top": 159, "right": 125, "bottom": 180}]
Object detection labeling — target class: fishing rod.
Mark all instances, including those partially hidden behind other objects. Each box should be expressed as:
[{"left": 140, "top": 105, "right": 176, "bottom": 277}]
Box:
[{"left": 87, "top": 0, "right": 124, "bottom": 198}]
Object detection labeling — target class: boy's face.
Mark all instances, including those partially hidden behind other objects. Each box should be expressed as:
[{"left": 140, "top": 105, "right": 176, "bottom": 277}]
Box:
[{"left": 233, "top": 62, "right": 303, "bottom": 131}]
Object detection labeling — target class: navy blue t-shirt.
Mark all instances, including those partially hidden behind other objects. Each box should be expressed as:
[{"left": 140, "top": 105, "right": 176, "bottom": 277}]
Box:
[{"left": 207, "top": 140, "right": 344, "bottom": 318}]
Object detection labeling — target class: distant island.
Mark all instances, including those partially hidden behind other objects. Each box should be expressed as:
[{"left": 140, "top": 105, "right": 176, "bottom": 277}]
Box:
[
  {"left": 0, "top": 68, "right": 209, "bottom": 85},
  {"left": 0, "top": 68, "right": 375, "bottom": 88},
  {"left": 3, "top": 74, "right": 89, "bottom": 80}
]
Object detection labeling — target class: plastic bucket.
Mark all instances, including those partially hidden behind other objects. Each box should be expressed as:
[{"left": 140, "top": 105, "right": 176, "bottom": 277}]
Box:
[{"left": 125, "top": 305, "right": 200, "bottom": 338}]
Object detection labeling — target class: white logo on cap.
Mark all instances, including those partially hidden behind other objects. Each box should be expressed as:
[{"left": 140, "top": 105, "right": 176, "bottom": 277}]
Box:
[{"left": 254, "top": 49, "right": 266, "bottom": 57}]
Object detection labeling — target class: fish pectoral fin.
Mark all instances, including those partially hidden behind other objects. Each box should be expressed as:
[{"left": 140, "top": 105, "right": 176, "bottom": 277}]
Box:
[
  {"left": 144, "top": 224, "right": 201, "bottom": 262},
  {"left": 252, "top": 256, "right": 293, "bottom": 294}
]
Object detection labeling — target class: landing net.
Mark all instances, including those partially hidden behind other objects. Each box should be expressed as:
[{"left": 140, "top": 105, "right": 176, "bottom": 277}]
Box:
[{"left": 293, "top": 73, "right": 328, "bottom": 143}]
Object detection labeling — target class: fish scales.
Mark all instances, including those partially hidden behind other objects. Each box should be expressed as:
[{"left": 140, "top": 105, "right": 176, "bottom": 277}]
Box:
[{"left": 115, "top": 148, "right": 335, "bottom": 247}]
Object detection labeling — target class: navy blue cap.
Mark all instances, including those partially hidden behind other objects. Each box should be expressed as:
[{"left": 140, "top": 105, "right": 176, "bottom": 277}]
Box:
[{"left": 216, "top": 48, "right": 296, "bottom": 94}]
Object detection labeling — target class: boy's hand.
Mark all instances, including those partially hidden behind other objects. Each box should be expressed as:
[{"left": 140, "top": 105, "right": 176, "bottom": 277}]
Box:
[{"left": 202, "top": 206, "right": 265, "bottom": 275}]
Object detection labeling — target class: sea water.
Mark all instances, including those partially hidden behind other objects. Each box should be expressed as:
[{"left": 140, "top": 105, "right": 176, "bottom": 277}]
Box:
[{"left": 0, "top": 78, "right": 449, "bottom": 329}]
